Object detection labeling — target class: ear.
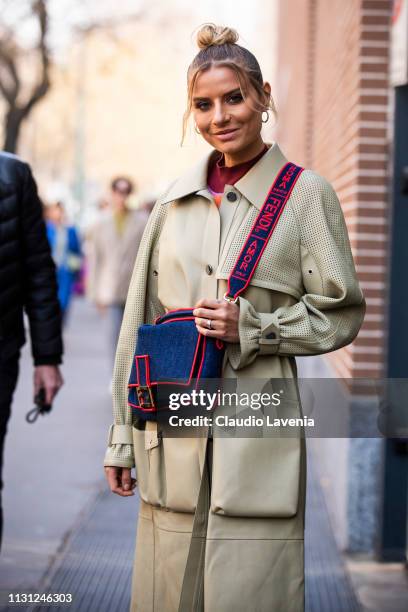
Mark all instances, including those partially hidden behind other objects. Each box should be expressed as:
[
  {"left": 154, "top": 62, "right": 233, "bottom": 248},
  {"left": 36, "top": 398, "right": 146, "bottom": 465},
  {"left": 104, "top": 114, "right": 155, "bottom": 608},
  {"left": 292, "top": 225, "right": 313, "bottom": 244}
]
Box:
[{"left": 263, "top": 81, "right": 272, "bottom": 106}]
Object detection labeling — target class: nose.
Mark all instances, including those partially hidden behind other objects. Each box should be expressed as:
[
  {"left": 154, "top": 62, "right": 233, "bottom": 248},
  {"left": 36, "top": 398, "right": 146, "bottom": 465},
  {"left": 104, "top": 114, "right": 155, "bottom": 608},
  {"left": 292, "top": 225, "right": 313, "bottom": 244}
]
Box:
[{"left": 212, "top": 101, "right": 230, "bottom": 126}]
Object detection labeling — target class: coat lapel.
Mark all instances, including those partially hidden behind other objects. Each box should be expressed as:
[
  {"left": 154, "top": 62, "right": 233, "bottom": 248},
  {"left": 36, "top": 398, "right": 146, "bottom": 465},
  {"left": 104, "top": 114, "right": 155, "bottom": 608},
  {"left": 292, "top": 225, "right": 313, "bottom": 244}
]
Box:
[{"left": 234, "top": 142, "right": 289, "bottom": 210}]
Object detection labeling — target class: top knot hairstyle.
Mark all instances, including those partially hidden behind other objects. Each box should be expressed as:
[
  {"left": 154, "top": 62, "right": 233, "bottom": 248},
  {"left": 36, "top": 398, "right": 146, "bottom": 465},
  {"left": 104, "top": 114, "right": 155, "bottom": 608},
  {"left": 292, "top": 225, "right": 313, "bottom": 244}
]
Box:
[
  {"left": 196, "top": 24, "right": 239, "bottom": 48},
  {"left": 182, "top": 23, "right": 277, "bottom": 143}
]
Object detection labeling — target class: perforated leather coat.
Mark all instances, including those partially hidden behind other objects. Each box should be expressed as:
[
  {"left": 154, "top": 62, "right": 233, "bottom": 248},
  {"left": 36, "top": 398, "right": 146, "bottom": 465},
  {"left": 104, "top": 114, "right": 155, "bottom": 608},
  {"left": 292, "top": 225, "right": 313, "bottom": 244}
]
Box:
[{"left": 104, "top": 142, "right": 366, "bottom": 612}]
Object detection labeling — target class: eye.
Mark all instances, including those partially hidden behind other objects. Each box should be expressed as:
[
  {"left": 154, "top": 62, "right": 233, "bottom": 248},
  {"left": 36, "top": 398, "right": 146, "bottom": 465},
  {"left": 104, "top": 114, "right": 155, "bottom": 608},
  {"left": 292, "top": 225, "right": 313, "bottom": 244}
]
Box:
[
  {"left": 195, "top": 101, "right": 210, "bottom": 111},
  {"left": 227, "top": 93, "right": 243, "bottom": 104}
]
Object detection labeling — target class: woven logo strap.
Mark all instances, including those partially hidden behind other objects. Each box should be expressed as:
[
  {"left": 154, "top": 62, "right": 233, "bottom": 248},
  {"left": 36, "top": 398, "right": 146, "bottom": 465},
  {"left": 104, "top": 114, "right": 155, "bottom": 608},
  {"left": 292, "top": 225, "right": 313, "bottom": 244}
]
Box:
[{"left": 225, "top": 162, "right": 304, "bottom": 301}]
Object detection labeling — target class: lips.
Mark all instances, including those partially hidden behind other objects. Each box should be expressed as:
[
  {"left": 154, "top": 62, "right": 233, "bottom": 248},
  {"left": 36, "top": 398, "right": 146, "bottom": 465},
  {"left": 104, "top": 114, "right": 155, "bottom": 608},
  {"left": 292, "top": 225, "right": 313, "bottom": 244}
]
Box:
[
  {"left": 213, "top": 128, "right": 239, "bottom": 136},
  {"left": 212, "top": 128, "right": 240, "bottom": 142}
]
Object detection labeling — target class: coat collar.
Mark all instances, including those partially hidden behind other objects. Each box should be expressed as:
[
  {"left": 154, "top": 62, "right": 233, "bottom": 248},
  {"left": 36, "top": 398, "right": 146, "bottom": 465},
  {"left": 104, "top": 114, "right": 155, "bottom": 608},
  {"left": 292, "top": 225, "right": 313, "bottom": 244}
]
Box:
[{"left": 158, "top": 142, "right": 289, "bottom": 211}]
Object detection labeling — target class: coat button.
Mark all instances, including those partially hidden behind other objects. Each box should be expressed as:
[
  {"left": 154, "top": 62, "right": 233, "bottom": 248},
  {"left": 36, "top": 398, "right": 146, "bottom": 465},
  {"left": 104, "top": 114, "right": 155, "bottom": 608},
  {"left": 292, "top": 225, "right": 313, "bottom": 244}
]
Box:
[
  {"left": 227, "top": 191, "right": 237, "bottom": 202},
  {"left": 205, "top": 264, "right": 213, "bottom": 275},
  {"left": 153, "top": 270, "right": 158, "bottom": 276},
  {"left": 266, "top": 332, "right": 276, "bottom": 339}
]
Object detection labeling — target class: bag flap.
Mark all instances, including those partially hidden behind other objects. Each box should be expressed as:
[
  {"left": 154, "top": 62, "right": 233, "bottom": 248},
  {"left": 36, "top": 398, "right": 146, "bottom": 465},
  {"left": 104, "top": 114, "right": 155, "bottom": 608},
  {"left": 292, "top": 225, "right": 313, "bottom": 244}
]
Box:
[{"left": 135, "top": 320, "right": 200, "bottom": 383}]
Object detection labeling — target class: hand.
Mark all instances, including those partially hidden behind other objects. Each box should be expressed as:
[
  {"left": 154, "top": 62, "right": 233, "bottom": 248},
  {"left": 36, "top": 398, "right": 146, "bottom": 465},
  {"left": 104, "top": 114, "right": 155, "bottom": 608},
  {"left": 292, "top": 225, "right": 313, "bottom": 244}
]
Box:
[
  {"left": 193, "top": 297, "right": 240, "bottom": 343},
  {"left": 34, "top": 365, "right": 64, "bottom": 405},
  {"left": 104, "top": 466, "right": 137, "bottom": 497}
]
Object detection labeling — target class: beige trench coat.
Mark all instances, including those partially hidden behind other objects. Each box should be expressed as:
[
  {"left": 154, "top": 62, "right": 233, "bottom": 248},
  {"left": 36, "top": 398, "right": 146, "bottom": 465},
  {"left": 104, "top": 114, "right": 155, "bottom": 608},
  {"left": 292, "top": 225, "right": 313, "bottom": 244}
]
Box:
[
  {"left": 87, "top": 208, "right": 150, "bottom": 306},
  {"left": 104, "top": 142, "right": 366, "bottom": 611}
]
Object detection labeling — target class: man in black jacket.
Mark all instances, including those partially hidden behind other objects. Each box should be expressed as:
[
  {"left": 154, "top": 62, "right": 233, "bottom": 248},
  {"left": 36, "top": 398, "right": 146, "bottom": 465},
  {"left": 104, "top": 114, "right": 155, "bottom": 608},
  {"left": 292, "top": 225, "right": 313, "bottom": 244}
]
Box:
[{"left": 0, "top": 152, "right": 63, "bottom": 548}]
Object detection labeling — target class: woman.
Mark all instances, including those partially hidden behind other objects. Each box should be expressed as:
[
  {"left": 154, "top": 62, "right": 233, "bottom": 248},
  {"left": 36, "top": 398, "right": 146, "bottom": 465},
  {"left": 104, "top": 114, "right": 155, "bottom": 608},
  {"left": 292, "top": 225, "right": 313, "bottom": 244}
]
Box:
[{"left": 104, "top": 24, "right": 366, "bottom": 612}]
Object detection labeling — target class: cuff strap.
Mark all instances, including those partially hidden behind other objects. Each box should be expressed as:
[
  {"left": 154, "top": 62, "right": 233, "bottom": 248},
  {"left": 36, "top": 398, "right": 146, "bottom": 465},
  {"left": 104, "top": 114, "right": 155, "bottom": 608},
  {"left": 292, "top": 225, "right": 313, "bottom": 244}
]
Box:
[
  {"left": 108, "top": 424, "right": 134, "bottom": 446},
  {"left": 258, "top": 313, "right": 280, "bottom": 355}
]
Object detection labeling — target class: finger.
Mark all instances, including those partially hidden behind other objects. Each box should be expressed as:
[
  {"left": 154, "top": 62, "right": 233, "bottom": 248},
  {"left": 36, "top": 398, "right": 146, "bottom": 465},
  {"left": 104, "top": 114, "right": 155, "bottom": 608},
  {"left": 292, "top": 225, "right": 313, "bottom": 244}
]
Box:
[
  {"left": 51, "top": 380, "right": 63, "bottom": 399},
  {"left": 121, "top": 468, "right": 132, "bottom": 492},
  {"left": 57, "top": 373, "right": 64, "bottom": 388},
  {"left": 33, "top": 373, "right": 41, "bottom": 400},
  {"left": 193, "top": 298, "right": 222, "bottom": 310},
  {"left": 196, "top": 324, "right": 222, "bottom": 338},
  {"left": 193, "top": 307, "right": 224, "bottom": 319},
  {"left": 195, "top": 318, "right": 220, "bottom": 331},
  {"left": 105, "top": 467, "right": 120, "bottom": 491},
  {"left": 44, "top": 384, "right": 58, "bottom": 405}
]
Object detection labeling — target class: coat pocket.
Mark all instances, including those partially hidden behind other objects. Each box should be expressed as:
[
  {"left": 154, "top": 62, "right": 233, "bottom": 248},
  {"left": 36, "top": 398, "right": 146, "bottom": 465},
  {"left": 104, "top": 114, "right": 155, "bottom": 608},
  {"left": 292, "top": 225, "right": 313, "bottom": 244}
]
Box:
[
  {"left": 162, "top": 436, "right": 204, "bottom": 512},
  {"left": 133, "top": 423, "right": 166, "bottom": 507},
  {"left": 210, "top": 435, "right": 301, "bottom": 518},
  {"left": 133, "top": 424, "right": 205, "bottom": 512}
]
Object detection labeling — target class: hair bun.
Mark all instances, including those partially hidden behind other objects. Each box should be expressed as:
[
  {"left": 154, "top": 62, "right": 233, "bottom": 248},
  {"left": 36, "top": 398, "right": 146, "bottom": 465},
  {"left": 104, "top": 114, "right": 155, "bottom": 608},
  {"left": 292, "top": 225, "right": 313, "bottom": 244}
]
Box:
[{"left": 196, "top": 23, "right": 239, "bottom": 50}]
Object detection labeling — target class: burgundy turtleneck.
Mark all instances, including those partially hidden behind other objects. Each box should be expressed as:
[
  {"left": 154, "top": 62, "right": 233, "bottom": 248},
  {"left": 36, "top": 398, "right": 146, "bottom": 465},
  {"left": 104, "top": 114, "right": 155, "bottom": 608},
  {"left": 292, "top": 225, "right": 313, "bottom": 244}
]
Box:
[{"left": 207, "top": 144, "right": 268, "bottom": 204}]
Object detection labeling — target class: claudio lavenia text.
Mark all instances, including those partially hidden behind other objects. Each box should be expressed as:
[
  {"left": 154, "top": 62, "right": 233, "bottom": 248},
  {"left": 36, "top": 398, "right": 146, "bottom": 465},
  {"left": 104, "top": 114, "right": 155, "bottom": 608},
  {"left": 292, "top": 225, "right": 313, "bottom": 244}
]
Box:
[{"left": 168, "top": 415, "right": 315, "bottom": 428}]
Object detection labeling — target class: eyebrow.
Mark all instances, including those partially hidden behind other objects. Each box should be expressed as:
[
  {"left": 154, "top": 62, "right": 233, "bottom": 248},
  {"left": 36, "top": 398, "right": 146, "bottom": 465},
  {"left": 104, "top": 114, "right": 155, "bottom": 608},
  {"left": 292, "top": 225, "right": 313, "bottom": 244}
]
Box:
[{"left": 192, "top": 88, "right": 242, "bottom": 102}]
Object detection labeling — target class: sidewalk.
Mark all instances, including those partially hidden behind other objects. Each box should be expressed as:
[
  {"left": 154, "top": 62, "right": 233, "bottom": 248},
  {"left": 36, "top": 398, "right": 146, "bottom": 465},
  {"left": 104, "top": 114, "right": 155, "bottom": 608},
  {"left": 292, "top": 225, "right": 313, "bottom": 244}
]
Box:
[
  {"left": 0, "top": 298, "right": 114, "bottom": 596},
  {"left": 0, "top": 298, "right": 407, "bottom": 611}
]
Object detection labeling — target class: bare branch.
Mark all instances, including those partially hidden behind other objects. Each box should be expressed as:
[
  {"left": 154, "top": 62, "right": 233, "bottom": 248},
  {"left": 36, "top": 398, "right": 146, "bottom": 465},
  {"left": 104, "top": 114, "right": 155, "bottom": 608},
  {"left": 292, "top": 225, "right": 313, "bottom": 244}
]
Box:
[
  {"left": 21, "top": 0, "right": 50, "bottom": 116},
  {"left": 0, "top": 0, "right": 51, "bottom": 151},
  {"left": 0, "top": 39, "right": 20, "bottom": 103}
]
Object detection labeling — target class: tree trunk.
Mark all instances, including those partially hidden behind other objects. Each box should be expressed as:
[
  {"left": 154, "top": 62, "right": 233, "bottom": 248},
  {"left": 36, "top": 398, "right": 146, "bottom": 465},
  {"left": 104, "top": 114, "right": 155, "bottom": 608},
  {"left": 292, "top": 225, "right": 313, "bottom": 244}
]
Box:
[{"left": 3, "top": 107, "right": 26, "bottom": 154}]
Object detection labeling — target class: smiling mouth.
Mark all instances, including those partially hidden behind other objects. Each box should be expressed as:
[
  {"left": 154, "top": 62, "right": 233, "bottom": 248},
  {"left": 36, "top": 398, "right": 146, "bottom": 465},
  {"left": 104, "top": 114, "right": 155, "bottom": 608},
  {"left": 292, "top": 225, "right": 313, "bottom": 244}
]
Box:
[{"left": 213, "top": 128, "right": 239, "bottom": 136}]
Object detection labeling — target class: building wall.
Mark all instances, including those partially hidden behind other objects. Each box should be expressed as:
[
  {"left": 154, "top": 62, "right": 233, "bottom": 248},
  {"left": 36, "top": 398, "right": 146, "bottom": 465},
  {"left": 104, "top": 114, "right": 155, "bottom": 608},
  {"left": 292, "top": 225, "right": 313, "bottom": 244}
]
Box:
[
  {"left": 275, "top": 0, "right": 392, "bottom": 381},
  {"left": 274, "top": 0, "right": 393, "bottom": 552}
]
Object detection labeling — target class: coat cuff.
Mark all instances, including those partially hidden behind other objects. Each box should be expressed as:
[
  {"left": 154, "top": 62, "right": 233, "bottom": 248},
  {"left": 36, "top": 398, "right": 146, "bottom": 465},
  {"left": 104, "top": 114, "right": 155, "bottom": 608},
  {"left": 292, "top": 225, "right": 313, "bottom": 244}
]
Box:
[
  {"left": 34, "top": 355, "right": 63, "bottom": 366},
  {"left": 103, "top": 424, "right": 135, "bottom": 468},
  {"left": 227, "top": 296, "right": 281, "bottom": 370}
]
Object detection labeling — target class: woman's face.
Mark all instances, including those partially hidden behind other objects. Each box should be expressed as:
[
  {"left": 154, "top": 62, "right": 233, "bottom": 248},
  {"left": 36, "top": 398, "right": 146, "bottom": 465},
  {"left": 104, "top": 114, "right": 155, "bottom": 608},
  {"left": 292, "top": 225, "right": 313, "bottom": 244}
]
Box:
[{"left": 192, "top": 65, "right": 270, "bottom": 159}]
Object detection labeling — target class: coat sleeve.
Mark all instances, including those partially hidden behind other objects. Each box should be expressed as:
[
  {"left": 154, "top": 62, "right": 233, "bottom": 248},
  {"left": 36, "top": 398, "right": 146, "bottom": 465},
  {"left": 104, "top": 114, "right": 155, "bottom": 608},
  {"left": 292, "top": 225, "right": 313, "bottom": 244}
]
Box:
[
  {"left": 20, "top": 162, "right": 63, "bottom": 366},
  {"left": 227, "top": 172, "right": 366, "bottom": 370},
  {"left": 104, "top": 201, "right": 168, "bottom": 468}
]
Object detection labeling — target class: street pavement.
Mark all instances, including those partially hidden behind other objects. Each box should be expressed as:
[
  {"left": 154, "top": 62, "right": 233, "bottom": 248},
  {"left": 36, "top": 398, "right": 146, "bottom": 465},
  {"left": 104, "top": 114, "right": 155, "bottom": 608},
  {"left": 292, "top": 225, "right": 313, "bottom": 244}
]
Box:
[{"left": 0, "top": 298, "right": 118, "bottom": 597}]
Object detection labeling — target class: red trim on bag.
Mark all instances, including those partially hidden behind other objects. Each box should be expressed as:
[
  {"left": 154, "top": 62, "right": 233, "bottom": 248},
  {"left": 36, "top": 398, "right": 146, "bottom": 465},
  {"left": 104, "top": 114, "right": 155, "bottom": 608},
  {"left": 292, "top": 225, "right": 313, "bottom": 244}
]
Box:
[
  {"left": 158, "top": 307, "right": 193, "bottom": 319},
  {"left": 135, "top": 356, "right": 141, "bottom": 386},
  {"left": 163, "top": 307, "right": 192, "bottom": 313},
  {"left": 194, "top": 336, "right": 206, "bottom": 389},
  {"left": 160, "top": 316, "right": 195, "bottom": 325},
  {"left": 128, "top": 400, "right": 156, "bottom": 412},
  {"left": 133, "top": 354, "right": 151, "bottom": 387}
]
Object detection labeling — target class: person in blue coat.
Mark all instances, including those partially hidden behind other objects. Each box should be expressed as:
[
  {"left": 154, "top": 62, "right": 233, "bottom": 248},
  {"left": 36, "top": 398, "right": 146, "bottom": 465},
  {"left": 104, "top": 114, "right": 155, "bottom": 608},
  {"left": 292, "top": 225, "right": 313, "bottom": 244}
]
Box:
[{"left": 45, "top": 201, "right": 82, "bottom": 321}]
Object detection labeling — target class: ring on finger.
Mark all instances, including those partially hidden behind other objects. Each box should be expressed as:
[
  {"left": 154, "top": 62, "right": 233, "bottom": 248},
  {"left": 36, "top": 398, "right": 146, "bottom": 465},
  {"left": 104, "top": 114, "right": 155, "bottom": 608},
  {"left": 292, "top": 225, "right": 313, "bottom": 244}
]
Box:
[{"left": 207, "top": 319, "right": 212, "bottom": 330}]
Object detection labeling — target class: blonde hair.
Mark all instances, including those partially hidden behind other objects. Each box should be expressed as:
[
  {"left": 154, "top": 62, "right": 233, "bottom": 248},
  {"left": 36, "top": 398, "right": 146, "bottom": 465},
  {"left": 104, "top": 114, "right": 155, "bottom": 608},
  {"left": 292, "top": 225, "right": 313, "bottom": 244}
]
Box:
[{"left": 182, "top": 23, "right": 277, "bottom": 144}]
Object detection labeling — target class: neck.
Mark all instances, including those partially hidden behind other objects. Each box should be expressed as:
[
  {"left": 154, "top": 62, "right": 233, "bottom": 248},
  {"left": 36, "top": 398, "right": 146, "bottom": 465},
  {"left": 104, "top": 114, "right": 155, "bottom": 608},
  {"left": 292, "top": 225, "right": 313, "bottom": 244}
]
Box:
[{"left": 223, "top": 137, "right": 266, "bottom": 168}]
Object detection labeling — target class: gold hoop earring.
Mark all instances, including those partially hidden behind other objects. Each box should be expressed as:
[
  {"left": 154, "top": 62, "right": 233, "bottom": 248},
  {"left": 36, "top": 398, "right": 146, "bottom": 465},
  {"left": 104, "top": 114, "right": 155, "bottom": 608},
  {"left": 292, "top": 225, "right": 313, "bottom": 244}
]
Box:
[
  {"left": 194, "top": 124, "right": 201, "bottom": 134},
  {"left": 262, "top": 110, "right": 269, "bottom": 124}
]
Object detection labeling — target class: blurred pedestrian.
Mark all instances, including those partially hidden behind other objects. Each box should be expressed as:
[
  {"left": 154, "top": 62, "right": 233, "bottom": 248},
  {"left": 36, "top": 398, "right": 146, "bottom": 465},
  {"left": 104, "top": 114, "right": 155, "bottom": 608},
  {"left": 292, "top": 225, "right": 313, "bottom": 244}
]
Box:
[
  {"left": 0, "top": 152, "right": 63, "bottom": 549},
  {"left": 87, "top": 177, "right": 150, "bottom": 361},
  {"left": 45, "top": 201, "right": 82, "bottom": 322}
]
